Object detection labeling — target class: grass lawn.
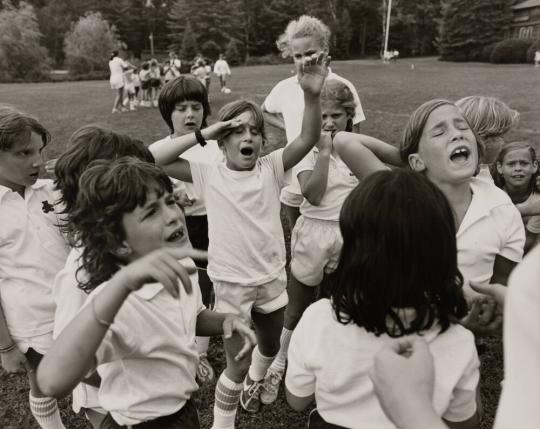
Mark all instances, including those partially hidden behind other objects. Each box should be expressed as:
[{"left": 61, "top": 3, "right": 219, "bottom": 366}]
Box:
[{"left": 0, "top": 57, "right": 538, "bottom": 428}]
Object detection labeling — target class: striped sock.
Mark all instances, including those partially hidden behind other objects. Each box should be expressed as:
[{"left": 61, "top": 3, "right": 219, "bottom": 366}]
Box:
[
  {"left": 212, "top": 372, "right": 243, "bottom": 429},
  {"left": 268, "top": 328, "right": 293, "bottom": 374},
  {"left": 29, "top": 394, "right": 66, "bottom": 429},
  {"left": 248, "top": 346, "right": 275, "bottom": 382}
]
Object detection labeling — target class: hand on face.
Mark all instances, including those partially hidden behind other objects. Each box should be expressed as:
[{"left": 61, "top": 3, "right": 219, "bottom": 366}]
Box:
[
  {"left": 203, "top": 118, "right": 243, "bottom": 141},
  {"left": 297, "top": 52, "right": 331, "bottom": 96},
  {"left": 316, "top": 131, "right": 333, "bottom": 153}
]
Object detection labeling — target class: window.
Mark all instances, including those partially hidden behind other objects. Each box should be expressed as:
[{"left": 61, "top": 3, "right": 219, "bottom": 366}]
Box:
[{"left": 519, "top": 26, "right": 534, "bottom": 39}]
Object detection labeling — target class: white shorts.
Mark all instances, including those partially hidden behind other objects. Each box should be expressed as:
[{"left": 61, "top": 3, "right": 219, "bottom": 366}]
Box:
[
  {"left": 213, "top": 270, "right": 288, "bottom": 321},
  {"left": 11, "top": 331, "right": 53, "bottom": 355},
  {"left": 110, "top": 76, "right": 124, "bottom": 90},
  {"left": 291, "top": 216, "right": 342, "bottom": 286}
]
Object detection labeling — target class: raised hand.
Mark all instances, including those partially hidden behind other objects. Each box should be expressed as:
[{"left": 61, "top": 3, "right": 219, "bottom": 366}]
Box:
[
  {"left": 202, "top": 118, "right": 243, "bottom": 141},
  {"left": 461, "top": 292, "right": 503, "bottom": 336},
  {"left": 222, "top": 315, "right": 257, "bottom": 361},
  {"left": 117, "top": 247, "right": 207, "bottom": 298},
  {"left": 297, "top": 52, "right": 330, "bottom": 96},
  {"left": 316, "top": 131, "right": 333, "bottom": 153}
]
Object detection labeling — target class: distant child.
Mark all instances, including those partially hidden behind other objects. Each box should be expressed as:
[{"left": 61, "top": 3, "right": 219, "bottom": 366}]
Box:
[
  {"left": 214, "top": 54, "right": 232, "bottom": 92},
  {"left": 0, "top": 105, "right": 69, "bottom": 429},
  {"left": 262, "top": 14, "right": 365, "bottom": 229},
  {"left": 491, "top": 141, "right": 540, "bottom": 254},
  {"left": 191, "top": 59, "right": 208, "bottom": 87},
  {"left": 149, "top": 58, "right": 161, "bottom": 107},
  {"left": 123, "top": 69, "right": 137, "bottom": 111},
  {"left": 52, "top": 125, "right": 155, "bottom": 428},
  {"left": 164, "top": 51, "right": 182, "bottom": 83},
  {"left": 139, "top": 62, "right": 151, "bottom": 107},
  {"left": 37, "top": 157, "right": 256, "bottom": 428},
  {"left": 150, "top": 53, "right": 328, "bottom": 424},
  {"left": 455, "top": 95, "right": 519, "bottom": 182},
  {"left": 285, "top": 170, "right": 480, "bottom": 429},
  {"left": 156, "top": 75, "right": 223, "bottom": 383}
]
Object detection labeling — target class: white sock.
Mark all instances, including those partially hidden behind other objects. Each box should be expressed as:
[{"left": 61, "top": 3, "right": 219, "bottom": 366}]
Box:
[
  {"left": 196, "top": 336, "right": 210, "bottom": 355},
  {"left": 248, "top": 346, "right": 275, "bottom": 382},
  {"left": 212, "top": 372, "right": 243, "bottom": 429},
  {"left": 268, "top": 327, "right": 293, "bottom": 374},
  {"left": 29, "top": 394, "right": 66, "bottom": 429}
]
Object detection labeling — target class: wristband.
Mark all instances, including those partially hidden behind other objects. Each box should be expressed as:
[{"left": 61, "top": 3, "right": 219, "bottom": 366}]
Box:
[
  {"left": 195, "top": 128, "right": 207, "bottom": 147},
  {"left": 91, "top": 298, "right": 114, "bottom": 328},
  {"left": 0, "top": 342, "right": 16, "bottom": 354}
]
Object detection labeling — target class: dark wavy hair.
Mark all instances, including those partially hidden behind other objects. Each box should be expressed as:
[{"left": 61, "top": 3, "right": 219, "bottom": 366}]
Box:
[
  {"left": 490, "top": 141, "right": 539, "bottom": 193},
  {"left": 158, "top": 75, "right": 211, "bottom": 134},
  {"left": 0, "top": 104, "right": 50, "bottom": 151},
  {"left": 216, "top": 99, "right": 266, "bottom": 147},
  {"left": 71, "top": 157, "right": 173, "bottom": 293},
  {"left": 331, "top": 170, "right": 468, "bottom": 337}
]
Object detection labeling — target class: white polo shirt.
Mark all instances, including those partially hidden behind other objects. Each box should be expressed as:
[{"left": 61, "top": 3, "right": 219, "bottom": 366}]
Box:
[
  {"left": 190, "top": 149, "right": 286, "bottom": 286},
  {"left": 495, "top": 244, "right": 540, "bottom": 429},
  {"left": 154, "top": 137, "right": 223, "bottom": 217},
  {"left": 0, "top": 180, "right": 69, "bottom": 338},
  {"left": 457, "top": 178, "right": 525, "bottom": 298},
  {"left": 85, "top": 271, "right": 204, "bottom": 426},
  {"left": 294, "top": 149, "right": 358, "bottom": 221},
  {"left": 286, "top": 299, "right": 479, "bottom": 429}
]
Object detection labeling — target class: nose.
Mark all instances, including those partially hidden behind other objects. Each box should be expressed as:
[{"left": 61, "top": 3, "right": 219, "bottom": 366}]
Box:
[
  {"left": 186, "top": 107, "right": 194, "bottom": 119},
  {"left": 32, "top": 152, "right": 44, "bottom": 168},
  {"left": 450, "top": 127, "right": 464, "bottom": 142}
]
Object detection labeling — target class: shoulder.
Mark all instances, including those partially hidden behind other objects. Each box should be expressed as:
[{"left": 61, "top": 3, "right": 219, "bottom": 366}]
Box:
[
  {"left": 298, "top": 299, "right": 334, "bottom": 330},
  {"left": 470, "top": 177, "right": 514, "bottom": 209}
]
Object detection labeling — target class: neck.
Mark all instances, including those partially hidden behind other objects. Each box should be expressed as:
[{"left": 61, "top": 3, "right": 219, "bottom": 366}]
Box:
[
  {"left": 0, "top": 180, "right": 25, "bottom": 198},
  {"left": 432, "top": 179, "right": 472, "bottom": 228}
]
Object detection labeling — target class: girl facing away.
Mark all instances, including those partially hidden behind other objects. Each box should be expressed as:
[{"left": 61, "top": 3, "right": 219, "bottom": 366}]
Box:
[
  {"left": 491, "top": 141, "right": 540, "bottom": 254},
  {"left": 285, "top": 170, "right": 480, "bottom": 429},
  {"left": 36, "top": 157, "right": 256, "bottom": 428}
]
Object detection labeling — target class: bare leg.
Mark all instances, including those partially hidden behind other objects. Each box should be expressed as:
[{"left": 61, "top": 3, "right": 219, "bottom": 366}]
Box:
[{"left": 284, "top": 275, "right": 317, "bottom": 330}]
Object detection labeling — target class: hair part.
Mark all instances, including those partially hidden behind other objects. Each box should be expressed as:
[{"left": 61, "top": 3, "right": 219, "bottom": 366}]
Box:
[
  {"left": 276, "top": 15, "right": 331, "bottom": 58},
  {"left": 71, "top": 157, "right": 173, "bottom": 293},
  {"left": 216, "top": 99, "right": 266, "bottom": 147},
  {"left": 490, "top": 141, "right": 539, "bottom": 192},
  {"left": 331, "top": 170, "right": 468, "bottom": 337},
  {"left": 158, "top": 76, "right": 211, "bottom": 133},
  {"left": 0, "top": 104, "right": 50, "bottom": 152}
]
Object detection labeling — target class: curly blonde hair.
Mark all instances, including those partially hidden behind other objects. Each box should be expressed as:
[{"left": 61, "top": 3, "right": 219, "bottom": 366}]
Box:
[{"left": 276, "top": 15, "right": 331, "bottom": 58}]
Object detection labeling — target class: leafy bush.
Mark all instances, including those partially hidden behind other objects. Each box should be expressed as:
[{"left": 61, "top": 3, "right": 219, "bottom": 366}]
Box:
[
  {"left": 64, "top": 12, "right": 120, "bottom": 76},
  {"left": 0, "top": 1, "right": 51, "bottom": 81},
  {"left": 479, "top": 43, "right": 496, "bottom": 62},
  {"left": 526, "top": 40, "right": 540, "bottom": 64},
  {"left": 490, "top": 38, "right": 532, "bottom": 64},
  {"left": 225, "top": 39, "right": 242, "bottom": 66},
  {"left": 244, "top": 54, "right": 289, "bottom": 66}
]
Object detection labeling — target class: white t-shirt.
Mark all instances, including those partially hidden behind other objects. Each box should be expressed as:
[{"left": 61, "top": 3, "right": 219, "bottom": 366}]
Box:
[
  {"left": 153, "top": 137, "right": 223, "bottom": 216},
  {"left": 214, "top": 59, "right": 231, "bottom": 76},
  {"left": 457, "top": 177, "right": 525, "bottom": 298},
  {"left": 495, "top": 244, "right": 540, "bottom": 429},
  {"left": 0, "top": 180, "right": 69, "bottom": 338},
  {"left": 109, "top": 57, "right": 127, "bottom": 85},
  {"left": 52, "top": 247, "right": 102, "bottom": 413},
  {"left": 85, "top": 271, "right": 204, "bottom": 426},
  {"left": 295, "top": 149, "right": 359, "bottom": 221},
  {"left": 519, "top": 192, "right": 540, "bottom": 234},
  {"left": 190, "top": 149, "right": 286, "bottom": 285},
  {"left": 286, "top": 299, "right": 479, "bottom": 429}
]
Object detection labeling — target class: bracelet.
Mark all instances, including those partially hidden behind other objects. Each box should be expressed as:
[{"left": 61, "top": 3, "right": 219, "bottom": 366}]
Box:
[
  {"left": 91, "top": 298, "right": 114, "bottom": 328},
  {"left": 194, "top": 128, "right": 207, "bottom": 147},
  {"left": 0, "top": 342, "right": 16, "bottom": 354}
]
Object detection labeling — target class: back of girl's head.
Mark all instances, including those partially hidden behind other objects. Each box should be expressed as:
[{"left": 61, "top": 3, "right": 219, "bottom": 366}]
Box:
[
  {"left": 490, "top": 141, "right": 538, "bottom": 190},
  {"left": 321, "top": 79, "right": 356, "bottom": 131},
  {"left": 72, "top": 157, "right": 173, "bottom": 293},
  {"left": 158, "top": 76, "right": 211, "bottom": 133},
  {"left": 276, "top": 15, "right": 331, "bottom": 57},
  {"left": 456, "top": 96, "right": 519, "bottom": 164},
  {"left": 331, "top": 169, "right": 467, "bottom": 337},
  {"left": 216, "top": 99, "right": 266, "bottom": 146},
  {"left": 400, "top": 98, "right": 483, "bottom": 164},
  {"left": 0, "top": 104, "right": 50, "bottom": 151},
  {"left": 110, "top": 50, "right": 119, "bottom": 61},
  {"left": 142, "top": 62, "right": 150, "bottom": 71},
  {"left": 55, "top": 125, "right": 154, "bottom": 217}
]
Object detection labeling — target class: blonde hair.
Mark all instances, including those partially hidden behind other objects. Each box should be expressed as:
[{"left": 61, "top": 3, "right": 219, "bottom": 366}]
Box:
[
  {"left": 276, "top": 15, "right": 331, "bottom": 58},
  {"left": 456, "top": 96, "right": 519, "bottom": 164}
]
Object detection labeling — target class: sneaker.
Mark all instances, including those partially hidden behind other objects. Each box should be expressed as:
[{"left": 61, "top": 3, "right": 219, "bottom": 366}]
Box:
[
  {"left": 240, "top": 375, "right": 262, "bottom": 413},
  {"left": 111, "top": 108, "right": 120, "bottom": 114},
  {"left": 260, "top": 369, "right": 282, "bottom": 405},
  {"left": 153, "top": 100, "right": 158, "bottom": 107},
  {"left": 120, "top": 107, "right": 129, "bottom": 112},
  {"left": 196, "top": 354, "right": 215, "bottom": 384}
]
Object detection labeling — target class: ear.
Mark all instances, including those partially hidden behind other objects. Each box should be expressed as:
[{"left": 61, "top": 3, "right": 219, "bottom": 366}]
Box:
[
  {"left": 533, "top": 160, "right": 538, "bottom": 174},
  {"left": 111, "top": 241, "right": 132, "bottom": 259},
  {"left": 496, "top": 162, "right": 503, "bottom": 176},
  {"left": 407, "top": 153, "right": 426, "bottom": 172}
]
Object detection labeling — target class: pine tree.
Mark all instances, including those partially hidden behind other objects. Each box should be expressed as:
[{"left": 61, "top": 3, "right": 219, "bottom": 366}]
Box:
[{"left": 181, "top": 20, "right": 199, "bottom": 59}]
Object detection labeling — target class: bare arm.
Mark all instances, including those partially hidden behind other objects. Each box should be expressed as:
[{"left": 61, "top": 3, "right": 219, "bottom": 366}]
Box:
[
  {"left": 356, "top": 134, "right": 403, "bottom": 167},
  {"left": 0, "top": 297, "right": 29, "bottom": 373},
  {"left": 285, "top": 388, "right": 314, "bottom": 412},
  {"left": 297, "top": 135, "right": 332, "bottom": 206}
]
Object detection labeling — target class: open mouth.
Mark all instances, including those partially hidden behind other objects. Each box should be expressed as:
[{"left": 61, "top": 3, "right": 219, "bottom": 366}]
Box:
[
  {"left": 184, "top": 122, "right": 197, "bottom": 128},
  {"left": 166, "top": 226, "right": 185, "bottom": 242},
  {"left": 240, "top": 147, "right": 254, "bottom": 157},
  {"left": 449, "top": 146, "right": 470, "bottom": 164},
  {"left": 29, "top": 172, "right": 39, "bottom": 179}
]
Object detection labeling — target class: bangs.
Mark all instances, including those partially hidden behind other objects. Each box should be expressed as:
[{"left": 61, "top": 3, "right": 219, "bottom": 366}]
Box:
[{"left": 171, "top": 78, "right": 208, "bottom": 106}]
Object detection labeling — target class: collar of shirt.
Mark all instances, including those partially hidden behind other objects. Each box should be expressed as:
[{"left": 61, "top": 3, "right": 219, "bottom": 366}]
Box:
[{"left": 0, "top": 179, "right": 49, "bottom": 203}]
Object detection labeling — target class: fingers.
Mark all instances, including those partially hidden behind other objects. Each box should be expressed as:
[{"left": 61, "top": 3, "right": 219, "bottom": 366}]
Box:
[
  {"left": 222, "top": 318, "right": 233, "bottom": 339},
  {"left": 167, "top": 247, "right": 208, "bottom": 263},
  {"left": 469, "top": 281, "right": 492, "bottom": 297}
]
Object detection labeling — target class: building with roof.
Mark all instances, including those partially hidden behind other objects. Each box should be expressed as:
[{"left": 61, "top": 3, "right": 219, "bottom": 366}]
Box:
[{"left": 511, "top": 0, "right": 540, "bottom": 39}]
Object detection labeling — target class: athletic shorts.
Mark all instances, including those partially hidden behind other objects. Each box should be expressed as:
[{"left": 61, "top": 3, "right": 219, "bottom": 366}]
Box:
[
  {"left": 12, "top": 331, "right": 53, "bottom": 355},
  {"left": 291, "top": 216, "right": 342, "bottom": 286},
  {"left": 213, "top": 269, "right": 288, "bottom": 321},
  {"left": 110, "top": 76, "right": 124, "bottom": 90},
  {"left": 141, "top": 81, "right": 150, "bottom": 90},
  {"left": 150, "top": 78, "right": 161, "bottom": 88}
]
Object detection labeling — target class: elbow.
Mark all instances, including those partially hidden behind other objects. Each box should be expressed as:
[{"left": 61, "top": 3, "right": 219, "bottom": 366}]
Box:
[
  {"left": 306, "top": 195, "right": 322, "bottom": 206},
  {"left": 36, "top": 367, "right": 67, "bottom": 399}
]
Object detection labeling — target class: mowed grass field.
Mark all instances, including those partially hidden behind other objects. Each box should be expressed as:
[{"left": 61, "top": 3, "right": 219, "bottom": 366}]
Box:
[{"left": 0, "top": 57, "right": 539, "bottom": 428}]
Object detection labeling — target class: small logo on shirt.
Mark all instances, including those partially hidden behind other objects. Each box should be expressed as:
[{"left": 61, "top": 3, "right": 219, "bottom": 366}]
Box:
[{"left": 41, "top": 200, "right": 54, "bottom": 214}]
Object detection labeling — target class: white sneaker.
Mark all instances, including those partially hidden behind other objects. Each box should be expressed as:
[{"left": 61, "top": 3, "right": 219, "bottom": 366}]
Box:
[{"left": 260, "top": 369, "right": 282, "bottom": 405}]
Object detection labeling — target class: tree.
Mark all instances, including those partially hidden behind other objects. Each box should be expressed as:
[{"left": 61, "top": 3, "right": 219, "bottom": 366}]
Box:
[
  {"left": 439, "top": 0, "right": 512, "bottom": 61},
  {"left": 0, "top": 0, "right": 50, "bottom": 80},
  {"left": 63, "top": 11, "right": 120, "bottom": 75},
  {"left": 181, "top": 20, "right": 199, "bottom": 60},
  {"left": 225, "top": 38, "right": 242, "bottom": 65}
]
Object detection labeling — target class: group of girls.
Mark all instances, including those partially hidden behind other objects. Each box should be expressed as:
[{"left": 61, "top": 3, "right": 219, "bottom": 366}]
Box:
[{"left": 3, "top": 13, "right": 536, "bottom": 429}]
